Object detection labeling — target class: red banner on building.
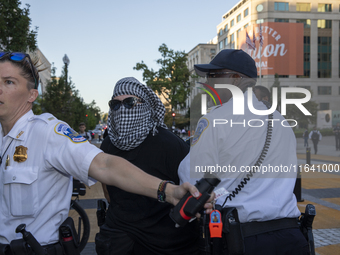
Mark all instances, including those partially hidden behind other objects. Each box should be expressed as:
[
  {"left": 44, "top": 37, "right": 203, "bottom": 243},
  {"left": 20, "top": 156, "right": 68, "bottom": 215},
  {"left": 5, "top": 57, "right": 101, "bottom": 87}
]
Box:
[{"left": 239, "top": 22, "right": 304, "bottom": 76}]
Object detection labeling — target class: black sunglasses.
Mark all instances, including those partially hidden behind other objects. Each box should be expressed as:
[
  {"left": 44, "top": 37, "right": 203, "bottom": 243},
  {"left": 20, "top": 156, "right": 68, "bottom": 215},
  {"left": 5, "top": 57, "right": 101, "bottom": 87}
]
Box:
[
  {"left": 207, "top": 71, "right": 244, "bottom": 79},
  {"left": 108, "top": 97, "right": 144, "bottom": 111},
  {"left": 0, "top": 52, "right": 39, "bottom": 89}
]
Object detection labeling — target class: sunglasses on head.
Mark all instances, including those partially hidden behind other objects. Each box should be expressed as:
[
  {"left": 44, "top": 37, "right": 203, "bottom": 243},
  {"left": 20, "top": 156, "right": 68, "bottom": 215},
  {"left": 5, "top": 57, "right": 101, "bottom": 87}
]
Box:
[
  {"left": 0, "top": 52, "right": 39, "bottom": 89},
  {"left": 108, "top": 97, "right": 144, "bottom": 111}
]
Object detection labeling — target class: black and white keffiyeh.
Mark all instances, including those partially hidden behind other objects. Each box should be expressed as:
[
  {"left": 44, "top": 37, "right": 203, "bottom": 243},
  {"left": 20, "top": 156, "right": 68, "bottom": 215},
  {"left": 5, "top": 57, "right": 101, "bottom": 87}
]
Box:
[{"left": 108, "top": 77, "right": 167, "bottom": 151}]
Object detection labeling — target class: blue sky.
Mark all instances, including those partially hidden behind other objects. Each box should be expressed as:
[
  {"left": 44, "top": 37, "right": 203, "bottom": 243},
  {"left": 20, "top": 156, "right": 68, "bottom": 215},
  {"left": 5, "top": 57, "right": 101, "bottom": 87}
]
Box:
[{"left": 22, "top": 0, "right": 240, "bottom": 114}]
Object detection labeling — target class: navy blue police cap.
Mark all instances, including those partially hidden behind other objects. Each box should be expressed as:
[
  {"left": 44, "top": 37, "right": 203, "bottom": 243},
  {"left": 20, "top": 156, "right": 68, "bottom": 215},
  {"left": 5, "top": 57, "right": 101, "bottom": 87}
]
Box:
[{"left": 194, "top": 49, "right": 257, "bottom": 78}]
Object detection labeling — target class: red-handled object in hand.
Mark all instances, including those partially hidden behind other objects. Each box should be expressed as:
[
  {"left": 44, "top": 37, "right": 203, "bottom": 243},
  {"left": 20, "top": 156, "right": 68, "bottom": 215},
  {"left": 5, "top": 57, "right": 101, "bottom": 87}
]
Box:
[{"left": 169, "top": 174, "right": 221, "bottom": 227}]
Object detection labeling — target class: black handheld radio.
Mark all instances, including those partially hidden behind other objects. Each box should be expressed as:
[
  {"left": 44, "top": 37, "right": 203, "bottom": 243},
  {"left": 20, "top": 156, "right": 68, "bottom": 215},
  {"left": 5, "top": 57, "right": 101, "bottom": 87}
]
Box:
[{"left": 170, "top": 174, "right": 221, "bottom": 227}]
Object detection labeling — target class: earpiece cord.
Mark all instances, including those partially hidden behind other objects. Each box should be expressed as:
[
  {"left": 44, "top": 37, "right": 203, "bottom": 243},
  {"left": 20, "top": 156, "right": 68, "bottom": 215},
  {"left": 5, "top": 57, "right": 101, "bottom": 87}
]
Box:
[{"left": 221, "top": 100, "right": 273, "bottom": 207}]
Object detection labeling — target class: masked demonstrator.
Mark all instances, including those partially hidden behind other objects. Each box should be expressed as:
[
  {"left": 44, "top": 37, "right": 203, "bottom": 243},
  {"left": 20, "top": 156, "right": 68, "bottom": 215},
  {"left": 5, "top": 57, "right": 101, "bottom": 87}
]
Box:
[{"left": 96, "top": 77, "right": 200, "bottom": 255}]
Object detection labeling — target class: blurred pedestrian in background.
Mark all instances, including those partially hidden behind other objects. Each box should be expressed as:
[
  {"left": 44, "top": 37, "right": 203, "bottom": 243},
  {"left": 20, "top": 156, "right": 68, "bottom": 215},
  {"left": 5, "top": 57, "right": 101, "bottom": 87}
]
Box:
[
  {"left": 309, "top": 126, "right": 322, "bottom": 154},
  {"left": 303, "top": 128, "right": 309, "bottom": 148},
  {"left": 78, "top": 122, "right": 92, "bottom": 143}
]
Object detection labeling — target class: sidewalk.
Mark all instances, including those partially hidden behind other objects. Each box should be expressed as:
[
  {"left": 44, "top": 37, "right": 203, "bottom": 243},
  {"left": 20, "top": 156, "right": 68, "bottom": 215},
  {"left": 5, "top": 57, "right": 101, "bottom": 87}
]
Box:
[
  {"left": 80, "top": 136, "right": 340, "bottom": 255},
  {"left": 296, "top": 136, "right": 340, "bottom": 255}
]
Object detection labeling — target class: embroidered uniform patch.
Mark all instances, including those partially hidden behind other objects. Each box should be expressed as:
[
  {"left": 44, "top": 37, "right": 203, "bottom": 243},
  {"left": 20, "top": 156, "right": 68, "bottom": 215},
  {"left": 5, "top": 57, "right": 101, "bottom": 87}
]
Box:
[
  {"left": 192, "top": 118, "right": 209, "bottom": 146},
  {"left": 54, "top": 123, "right": 87, "bottom": 143}
]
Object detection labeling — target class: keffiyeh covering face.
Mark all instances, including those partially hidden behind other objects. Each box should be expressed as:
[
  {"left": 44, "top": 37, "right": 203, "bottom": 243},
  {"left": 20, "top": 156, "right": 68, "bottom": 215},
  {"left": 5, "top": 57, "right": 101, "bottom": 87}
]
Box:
[{"left": 108, "top": 77, "right": 167, "bottom": 151}]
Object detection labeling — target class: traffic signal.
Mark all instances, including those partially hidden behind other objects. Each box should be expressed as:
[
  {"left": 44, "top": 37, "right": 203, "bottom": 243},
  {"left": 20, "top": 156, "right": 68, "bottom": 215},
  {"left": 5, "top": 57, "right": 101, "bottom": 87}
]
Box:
[
  {"left": 86, "top": 114, "right": 88, "bottom": 117},
  {"left": 172, "top": 112, "right": 176, "bottom": 117}
]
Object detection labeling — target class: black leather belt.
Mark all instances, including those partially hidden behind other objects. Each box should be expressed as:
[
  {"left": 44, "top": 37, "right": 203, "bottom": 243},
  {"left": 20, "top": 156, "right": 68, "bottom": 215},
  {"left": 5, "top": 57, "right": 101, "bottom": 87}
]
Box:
[{"left": 241, "top": 218, "right": 299, "bottom": 237}]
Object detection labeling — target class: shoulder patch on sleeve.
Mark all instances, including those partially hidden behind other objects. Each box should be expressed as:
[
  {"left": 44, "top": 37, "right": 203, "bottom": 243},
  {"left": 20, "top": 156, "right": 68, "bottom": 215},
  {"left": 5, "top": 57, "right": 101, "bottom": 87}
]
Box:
[
  {"left": 192, "top": 118, "right": 209, "bottom": 146},
  {"left": 54, "top": 122, "right": 87, "bottom": 143}
]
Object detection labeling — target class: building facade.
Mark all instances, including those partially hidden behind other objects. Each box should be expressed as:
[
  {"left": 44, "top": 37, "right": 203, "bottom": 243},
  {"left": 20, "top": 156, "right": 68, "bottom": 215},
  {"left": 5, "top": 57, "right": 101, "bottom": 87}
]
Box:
[
  {"left": 187, "top": 0, "right": 340, "bottom": 122},
  {"left": 186, "top": 43, "right": 217, "bottom": 113}
]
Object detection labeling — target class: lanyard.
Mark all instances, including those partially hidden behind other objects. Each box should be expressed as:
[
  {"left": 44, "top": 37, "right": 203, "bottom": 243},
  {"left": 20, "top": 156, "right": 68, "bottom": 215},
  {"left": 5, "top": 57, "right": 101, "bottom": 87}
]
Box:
[{"left": 0, "top": 138, "right": 14, "bottom": 166}]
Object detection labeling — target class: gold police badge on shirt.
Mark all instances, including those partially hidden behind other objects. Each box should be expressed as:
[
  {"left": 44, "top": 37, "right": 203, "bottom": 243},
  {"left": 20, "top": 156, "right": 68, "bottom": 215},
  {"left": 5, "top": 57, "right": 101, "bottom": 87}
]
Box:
[{"left": 13, "top": 145, "right": 28, "bottom": 163}]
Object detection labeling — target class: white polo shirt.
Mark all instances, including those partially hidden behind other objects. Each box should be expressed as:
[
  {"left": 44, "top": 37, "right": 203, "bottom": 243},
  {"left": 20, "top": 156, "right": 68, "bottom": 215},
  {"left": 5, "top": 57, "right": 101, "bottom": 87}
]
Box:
[
  {"left": 179, "top": 91, "right": 301, "bottom": 223},
  {"left": 0, "top": 110, "right": 102, "bottom": 245}
]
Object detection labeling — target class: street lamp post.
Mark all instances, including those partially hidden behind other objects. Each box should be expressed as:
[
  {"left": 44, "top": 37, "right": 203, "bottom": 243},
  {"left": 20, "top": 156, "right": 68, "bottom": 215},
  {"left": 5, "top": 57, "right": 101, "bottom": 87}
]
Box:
[{"left": 62, "top": 54, "right": 70, "bottom": 85}]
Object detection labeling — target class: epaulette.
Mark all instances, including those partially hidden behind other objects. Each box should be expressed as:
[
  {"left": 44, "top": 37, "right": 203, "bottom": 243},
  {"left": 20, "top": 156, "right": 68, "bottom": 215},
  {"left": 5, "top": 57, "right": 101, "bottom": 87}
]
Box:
[
  {"left": 28, "top": 113, "right": 58, "bottom": 124},
  {"left": 207, "top": 105, "right": 222, "bottom": 114}
]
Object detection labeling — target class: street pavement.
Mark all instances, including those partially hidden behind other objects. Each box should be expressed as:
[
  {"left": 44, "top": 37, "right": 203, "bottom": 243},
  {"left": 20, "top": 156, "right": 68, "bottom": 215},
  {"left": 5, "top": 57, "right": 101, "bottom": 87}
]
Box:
[
  {"left": 296, "top": 135, "right": 340, "bottom": 255},
  {"left": 80, "top": 136, "right": 340, "bottom": 255}
]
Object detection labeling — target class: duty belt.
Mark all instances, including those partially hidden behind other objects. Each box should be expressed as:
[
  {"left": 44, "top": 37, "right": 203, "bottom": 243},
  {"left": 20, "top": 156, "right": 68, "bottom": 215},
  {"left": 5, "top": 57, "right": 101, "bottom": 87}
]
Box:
[
  {"left": 0, "top": 242, "right": 63, "bottom": 255},
  {"left": 241, "top": 218, "right": 299, "bottom": 237}
]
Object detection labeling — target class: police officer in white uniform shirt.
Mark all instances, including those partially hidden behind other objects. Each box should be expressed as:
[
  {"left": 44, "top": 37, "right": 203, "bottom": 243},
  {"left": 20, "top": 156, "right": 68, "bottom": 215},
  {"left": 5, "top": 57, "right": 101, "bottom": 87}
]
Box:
[
  {"left": 178, "top": 49, "right": 310, "bottom": 254},
  {"left": 0, "top": 52, "right": 211, "bottom": 255}
]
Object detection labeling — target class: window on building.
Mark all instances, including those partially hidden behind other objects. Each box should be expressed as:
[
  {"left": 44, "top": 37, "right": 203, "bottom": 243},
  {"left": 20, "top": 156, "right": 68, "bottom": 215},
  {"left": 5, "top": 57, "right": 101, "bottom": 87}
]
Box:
[
  {"left": 318, "top": 36, "right": 332, "bottom": 78},
  {"left": 237, "top": 29, "right": 241, "bottom": 38},
  {"left": 210, "top": 49, "right": 216, "bottom": 54},
  {"left": 230, "top": 33, "right": 235, "bottom": 49},
  {"left": 256, "top": 19, "right": 264, "bottom": 24},
  {"left": 296, "top": 3, "right": 311, "bottom": 12},
  {"left": 225, "top": 24, "right": 229, "bottom": 32},
  {"left": 237, "top": 14, "right": 241, "bottom": 22},
  {"left": 244, "top": 8, "right": 249, "bottom": 17},
  {"left": 219, "top": 29, "right": 223, "bottom": 36},
  {"left": 274, "top": 19, "right": 289, "bottom": 22},
  {"left": 225, "top": 37, "right": 228, "bottom": 46},
  {"left": 319, "top": 103, "right": 330, "bottom": 110},
  {"left": 244, "top": 24, "right": 249, "bottom": 29},
  {"left": 300, "top": 86, "right": 311, "bottom": 90},
  {"left": 219, "top": 41, "right": 223, "bottom": 50},
  {"left": 231, "top": 19, "right": 234, "bottom": 27},
  {"left": 296, "top": 19, "right": 311, "bottom": 28},
  {"left": 275, "top": 2, "right": 289, "bottom": 11},
  {"left": 318, "top": 86, "right": 332, "bottom": 95},
  {"left": 298, "top": 36, "right": 310, "bottom": 78},
  {"left": 318, "top": 4, "right": 332, "bottom": 12},
  {"left": 317, "top": 20, "right": 332, "bottom": 29}
]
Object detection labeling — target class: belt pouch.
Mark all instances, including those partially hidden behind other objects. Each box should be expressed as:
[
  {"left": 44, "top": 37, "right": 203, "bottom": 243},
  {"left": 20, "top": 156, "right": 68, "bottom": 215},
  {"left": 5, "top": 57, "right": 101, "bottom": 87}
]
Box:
[
  {"left": 59, "top": 217, "right": 80, "bottom": 255},
  {"left": 10, "top": 239, "right": 32, "bottom": 255},
  {"left": 222, "top": 207, "right": 245, "bottom": 255},
  {"left": 0, "top": 244, "right": 10, "bottom": 255}
]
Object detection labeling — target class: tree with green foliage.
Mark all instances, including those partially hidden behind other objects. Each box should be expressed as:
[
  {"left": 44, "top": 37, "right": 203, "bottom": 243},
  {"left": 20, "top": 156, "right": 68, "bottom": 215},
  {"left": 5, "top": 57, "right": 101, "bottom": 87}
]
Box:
[
  {"left": 40, "top": 63, "right": 101, "bottom": 130},
  {"left": 134, "top": 43, "right": 191, "bottom": 110},
  {"left": 0, "top": 0, "right": 38, "bottom": 52},
  {"left": 271, "top": 73, "right": 317, "bottom": 128}
]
